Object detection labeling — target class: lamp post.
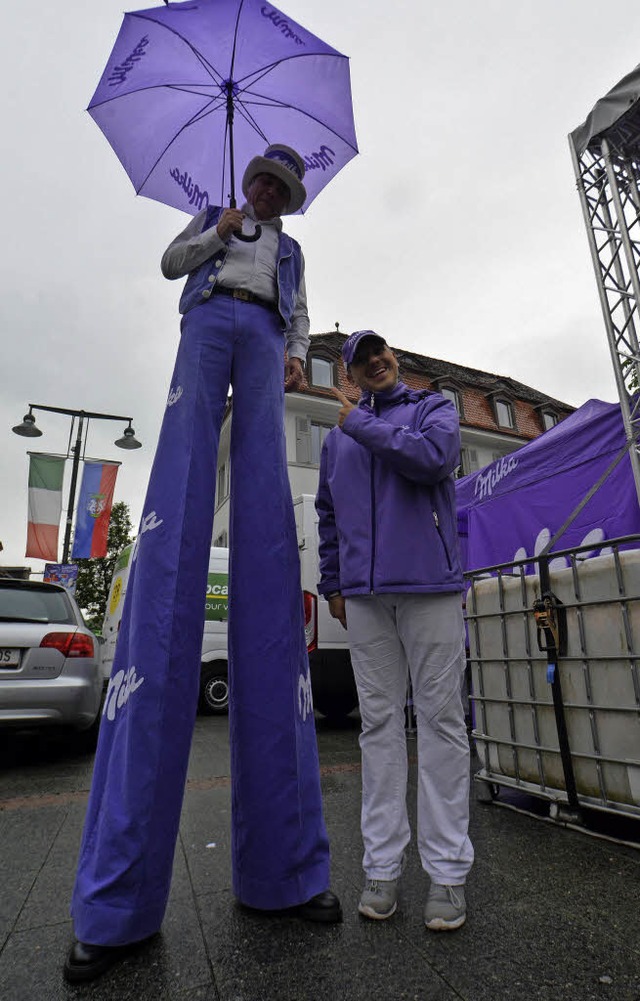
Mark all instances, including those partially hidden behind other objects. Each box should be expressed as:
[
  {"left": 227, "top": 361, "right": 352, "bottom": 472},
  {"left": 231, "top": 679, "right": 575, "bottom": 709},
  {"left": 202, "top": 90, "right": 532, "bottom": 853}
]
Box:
[{"left": 12, "top": 404, "right": 142, "bottom": 564}]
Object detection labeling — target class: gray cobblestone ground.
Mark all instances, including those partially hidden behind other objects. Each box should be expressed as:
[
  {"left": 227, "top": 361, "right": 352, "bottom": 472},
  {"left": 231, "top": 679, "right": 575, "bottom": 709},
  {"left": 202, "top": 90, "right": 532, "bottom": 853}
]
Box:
[{"left": 0, "top": 716, "right": 639, "bottom": 1001}]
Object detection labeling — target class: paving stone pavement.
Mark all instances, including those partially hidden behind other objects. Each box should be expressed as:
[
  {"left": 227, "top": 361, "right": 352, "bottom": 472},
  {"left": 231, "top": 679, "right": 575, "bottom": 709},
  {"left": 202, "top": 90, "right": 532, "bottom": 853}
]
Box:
[{"left": 0, "top": 715, "right": 639, "bottom": 1001}]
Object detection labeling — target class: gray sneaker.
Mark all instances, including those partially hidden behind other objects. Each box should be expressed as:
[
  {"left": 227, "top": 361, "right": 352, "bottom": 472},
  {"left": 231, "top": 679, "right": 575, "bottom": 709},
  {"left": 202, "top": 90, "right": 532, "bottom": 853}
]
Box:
[
  {"left": 424, "top": 884, "right": 466, "bottom": 931},
  {"left": 358, "top": 878, "right": 398, "bottom": 920}
]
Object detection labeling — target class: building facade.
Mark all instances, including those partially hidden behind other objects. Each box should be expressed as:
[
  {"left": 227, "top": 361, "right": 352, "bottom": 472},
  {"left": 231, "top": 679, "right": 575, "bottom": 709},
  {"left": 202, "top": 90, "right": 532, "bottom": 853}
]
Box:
[{"left": 212, "top": 331, "right": 574, "bottom": 546}]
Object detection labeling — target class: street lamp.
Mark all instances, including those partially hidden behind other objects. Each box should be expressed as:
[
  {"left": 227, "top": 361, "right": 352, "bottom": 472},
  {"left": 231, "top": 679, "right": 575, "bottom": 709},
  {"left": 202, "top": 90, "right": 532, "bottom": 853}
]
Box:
[{"left": 12, "top": 404, "right": 142, "bottom": 563}]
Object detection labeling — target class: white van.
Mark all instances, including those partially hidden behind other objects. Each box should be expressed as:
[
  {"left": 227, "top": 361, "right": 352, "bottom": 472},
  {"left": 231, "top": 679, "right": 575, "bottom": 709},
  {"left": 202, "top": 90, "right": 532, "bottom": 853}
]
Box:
[
  {"left": 199, "top": 547, "right": 231, "bottom": 714},
  {"left": 101, "top": 545, "right": 231, "bottom": 715},
  {"left": 101, "top": 495, "right": 358, "bottom": 719},
  {"left": 294, "top": 494, "right": 358, "bottom": 719},
  {"left": 101, "top": 542, "right": 133, "bottom": 683}
]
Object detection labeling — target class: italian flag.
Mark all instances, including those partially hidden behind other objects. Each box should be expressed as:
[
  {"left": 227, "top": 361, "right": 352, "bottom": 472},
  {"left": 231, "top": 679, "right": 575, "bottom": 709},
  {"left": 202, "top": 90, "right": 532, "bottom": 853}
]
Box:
[{"left": 25, "top": 453, "right": 65, "bottom": 561}]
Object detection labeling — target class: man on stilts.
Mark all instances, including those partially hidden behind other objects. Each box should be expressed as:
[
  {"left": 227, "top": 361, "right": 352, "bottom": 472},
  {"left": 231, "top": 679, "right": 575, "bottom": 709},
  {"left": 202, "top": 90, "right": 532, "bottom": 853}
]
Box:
[{"left": 65, "top": 145, "right": 341, "bottom": 985}]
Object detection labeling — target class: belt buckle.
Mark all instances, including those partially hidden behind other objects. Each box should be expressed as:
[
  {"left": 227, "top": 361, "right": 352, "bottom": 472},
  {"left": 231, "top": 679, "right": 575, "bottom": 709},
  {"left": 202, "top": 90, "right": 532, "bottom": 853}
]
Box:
[{"left": 232, "top": 288, "right": 252, "bottom": 303}]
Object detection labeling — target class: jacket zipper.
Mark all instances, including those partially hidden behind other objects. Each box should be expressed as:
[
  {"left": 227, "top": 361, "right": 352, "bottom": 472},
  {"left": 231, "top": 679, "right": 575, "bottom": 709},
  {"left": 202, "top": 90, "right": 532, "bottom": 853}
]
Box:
[
  {"left": 433, "top": 510, "right": 453, "bottom": 571},
  {"left": 369, "top": 393, "right": 376, "bottom": 592}
]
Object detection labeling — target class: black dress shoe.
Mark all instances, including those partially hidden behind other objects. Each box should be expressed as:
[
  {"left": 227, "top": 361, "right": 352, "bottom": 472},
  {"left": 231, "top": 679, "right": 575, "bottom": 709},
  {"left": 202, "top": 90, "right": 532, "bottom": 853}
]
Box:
[
  {"left": 63, "top": 936, "right": 152, "bottom": 983},
  {"left": 290, "top": 890, "right": 343, "bottom": 923}
]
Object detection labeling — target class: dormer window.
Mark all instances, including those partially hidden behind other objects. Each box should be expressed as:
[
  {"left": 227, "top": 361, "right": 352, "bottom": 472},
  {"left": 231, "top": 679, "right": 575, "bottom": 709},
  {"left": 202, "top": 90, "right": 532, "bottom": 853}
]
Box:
[
  {"left": 494, "top": 398, "right": 514, "bottom": 429},
  {"left": 441, "top": 386, "right": 461, "bottom": 415},
  {"left": 309, "top": 355, "right": 335, "bottom": 389},
  {"left": 542, "top": 411, "right": 558, "bottom": 431},
  {"left": 433, "top": 380, "right": 464, "bottom": 418}
]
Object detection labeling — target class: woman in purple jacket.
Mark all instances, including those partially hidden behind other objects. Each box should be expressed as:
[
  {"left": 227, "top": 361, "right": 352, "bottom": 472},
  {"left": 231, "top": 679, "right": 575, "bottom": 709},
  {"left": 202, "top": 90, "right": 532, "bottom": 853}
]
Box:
[{"left": 316, "top": 329, "right": 474, "bottom": 930}]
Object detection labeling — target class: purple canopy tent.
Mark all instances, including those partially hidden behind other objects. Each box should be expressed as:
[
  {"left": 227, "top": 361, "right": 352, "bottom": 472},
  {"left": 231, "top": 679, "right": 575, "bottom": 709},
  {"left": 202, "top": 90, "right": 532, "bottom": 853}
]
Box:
[{"left": 455, "top": 398, "right": 640, "bottom": 573}]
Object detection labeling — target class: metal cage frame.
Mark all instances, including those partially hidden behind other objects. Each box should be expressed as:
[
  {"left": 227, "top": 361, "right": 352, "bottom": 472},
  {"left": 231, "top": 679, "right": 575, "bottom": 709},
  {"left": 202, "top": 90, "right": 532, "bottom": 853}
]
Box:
[
  {"left": 467, "top": 535, "right": 640, "bottom": 823},
  {"left": 569, "top": 119, "right": 640, "bottom": 506}
]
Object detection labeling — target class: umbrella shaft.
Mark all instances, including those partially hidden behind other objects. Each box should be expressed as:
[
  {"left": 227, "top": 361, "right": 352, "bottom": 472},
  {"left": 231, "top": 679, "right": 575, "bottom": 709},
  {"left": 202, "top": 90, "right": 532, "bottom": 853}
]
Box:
[{"left": 226, "top": 82, "right": 237, "bottom": 208}]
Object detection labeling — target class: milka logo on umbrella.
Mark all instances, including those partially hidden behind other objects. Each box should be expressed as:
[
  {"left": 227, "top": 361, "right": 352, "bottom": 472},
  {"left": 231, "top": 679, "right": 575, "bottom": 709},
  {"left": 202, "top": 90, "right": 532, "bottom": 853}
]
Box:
[
  {"left": 304, "top": 146, "right": 336, "bottom": 173},
  {"left": 107, "top": 35, "right": 150, "bottom": 87},
  {"left": 170, "top": 167, "right": 210, "bottom": 211},
  {"left": 261, "top": 6, "right": 306, "bottom": 45},
  {"left": 86, "top": 493, "right": 107, "bottom": 519}
]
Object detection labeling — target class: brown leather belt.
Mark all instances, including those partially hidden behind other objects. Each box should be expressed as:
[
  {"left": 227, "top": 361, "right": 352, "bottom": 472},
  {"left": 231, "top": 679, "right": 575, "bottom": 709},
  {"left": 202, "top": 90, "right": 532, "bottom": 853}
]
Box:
[{"left": 212, "top": 285, "right": 278, "bottom": 312}]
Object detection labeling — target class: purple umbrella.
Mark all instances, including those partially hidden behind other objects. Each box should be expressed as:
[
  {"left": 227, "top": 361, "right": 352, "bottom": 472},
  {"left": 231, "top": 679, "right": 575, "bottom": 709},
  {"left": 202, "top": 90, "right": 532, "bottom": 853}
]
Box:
[{"left": 88, "top": 0, "right": 358, "bottom": 225}]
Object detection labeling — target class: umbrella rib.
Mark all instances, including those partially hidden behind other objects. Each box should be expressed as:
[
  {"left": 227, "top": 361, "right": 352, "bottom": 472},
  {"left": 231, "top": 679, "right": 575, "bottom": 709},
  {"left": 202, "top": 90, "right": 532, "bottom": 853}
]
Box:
[
  {"left": 236, "top": 51, "right": 350, "bottom": 90},
  {"left": 133, "top": 98, "right": 224, "bottom": 197},
  {"left": 234, "top": 53, "right": 358, "bottom": 149},
  {"left": 235, "top": 91, "right": 358, "bottom": 152},
  {"left": 164, "top": 85, "right": 228, "bottom": 116},
  {"left": 228, "top": 0, "right": 246, "bottom": 80},
  {"left": 88, "top": 83, "right": 224, "bottom": 114},
  {"left": 230, "top": 100, "right": 270, "bottom": 145},
  {"left": 128, "top": 11, "right": 226, "bottom": 86}
]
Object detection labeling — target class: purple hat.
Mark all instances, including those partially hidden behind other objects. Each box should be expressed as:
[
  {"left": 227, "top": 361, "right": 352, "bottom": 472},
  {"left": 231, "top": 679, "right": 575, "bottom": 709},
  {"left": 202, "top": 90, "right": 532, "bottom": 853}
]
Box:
[{"left": 341, "top": 330, "right": 386, "bottom": 366}]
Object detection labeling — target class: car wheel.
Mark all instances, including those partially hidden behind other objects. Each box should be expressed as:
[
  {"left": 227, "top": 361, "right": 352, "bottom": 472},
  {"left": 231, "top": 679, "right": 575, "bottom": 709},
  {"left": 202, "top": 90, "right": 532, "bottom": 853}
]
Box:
[{"left": 199, "top": 662, "right": 229, "bottom": 715}]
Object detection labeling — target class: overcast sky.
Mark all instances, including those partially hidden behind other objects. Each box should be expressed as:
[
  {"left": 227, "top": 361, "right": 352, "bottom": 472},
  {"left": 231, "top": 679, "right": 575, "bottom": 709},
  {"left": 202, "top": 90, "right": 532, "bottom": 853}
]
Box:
[{"left": 3, "top": 0, "right": 640, "bottom": 571}]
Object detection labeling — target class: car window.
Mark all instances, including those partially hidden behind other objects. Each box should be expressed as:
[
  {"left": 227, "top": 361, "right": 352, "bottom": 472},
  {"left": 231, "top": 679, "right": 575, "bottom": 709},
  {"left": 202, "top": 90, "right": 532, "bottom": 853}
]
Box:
[{"left": 0, "top": 586, "right": 76, "bottom": 624}]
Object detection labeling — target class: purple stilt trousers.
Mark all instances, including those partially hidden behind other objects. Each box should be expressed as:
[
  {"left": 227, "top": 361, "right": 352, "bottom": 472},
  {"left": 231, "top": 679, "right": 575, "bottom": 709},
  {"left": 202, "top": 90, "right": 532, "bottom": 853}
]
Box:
[{"left": 70, "top": 296, "right": 330, "bottom": 945}]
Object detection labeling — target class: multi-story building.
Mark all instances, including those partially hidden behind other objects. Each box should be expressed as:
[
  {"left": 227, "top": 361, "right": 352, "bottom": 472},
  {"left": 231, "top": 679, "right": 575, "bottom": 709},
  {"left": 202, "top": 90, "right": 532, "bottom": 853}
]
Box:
[{"left": 212, "top": 331, "right": 574, "bottom": 546}]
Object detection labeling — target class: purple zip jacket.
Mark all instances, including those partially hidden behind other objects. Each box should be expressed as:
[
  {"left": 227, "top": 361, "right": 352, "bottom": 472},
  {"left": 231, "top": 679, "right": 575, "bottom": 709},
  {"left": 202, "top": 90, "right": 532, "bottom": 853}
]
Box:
[{"left": 316, "top": 381, "right": 464, "bottom": 597}]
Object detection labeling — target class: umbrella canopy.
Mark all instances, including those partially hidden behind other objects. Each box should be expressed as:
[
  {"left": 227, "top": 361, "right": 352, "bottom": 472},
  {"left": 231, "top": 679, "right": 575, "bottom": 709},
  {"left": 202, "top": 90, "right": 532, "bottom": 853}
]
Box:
[{"left": 88, "top": 0, "right": 358, "bottom": 216}]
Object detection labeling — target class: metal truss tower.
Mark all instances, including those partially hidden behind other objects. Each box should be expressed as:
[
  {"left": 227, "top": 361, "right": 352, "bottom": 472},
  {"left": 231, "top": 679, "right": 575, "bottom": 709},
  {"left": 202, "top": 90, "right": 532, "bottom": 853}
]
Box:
[{"left": 570, "top": 71, "right": 640, "bottom": 505}]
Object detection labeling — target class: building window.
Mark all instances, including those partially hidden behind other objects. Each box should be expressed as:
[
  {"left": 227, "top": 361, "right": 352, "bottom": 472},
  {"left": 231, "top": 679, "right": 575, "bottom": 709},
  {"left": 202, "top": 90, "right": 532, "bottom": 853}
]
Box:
[
  {"left": 440, "top": 386, "right": 461, "bottom": 414},
  {"left": 295, "top": 417, "right": 332, "bottom": 465},
  {"left": 542, "top": 411, "right": 558, "bottom": 431},
  {"left": 456, "top": 447, "right": 479, "bottom": 478},
  {"left": 214, "top": 531, "right": 228, "bottom": 548},
  {"left": 309, "top": 356, "right": 335, "bottom": 389},
  {"left": 217, "top": 462, "right": 229, "bottom": 502},
  {"left": 311, "top": 422, "right": 332, "bottom": 464},
  {"left": 494, "top": 399, "right": 514, "bottom": 429}
]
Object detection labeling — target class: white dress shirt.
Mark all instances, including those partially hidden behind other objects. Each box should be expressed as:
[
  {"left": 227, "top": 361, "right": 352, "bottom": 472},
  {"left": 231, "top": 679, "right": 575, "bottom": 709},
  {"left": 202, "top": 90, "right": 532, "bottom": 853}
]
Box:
[{"left": 161, "top": 205, "right": 310, "bottom": 362}]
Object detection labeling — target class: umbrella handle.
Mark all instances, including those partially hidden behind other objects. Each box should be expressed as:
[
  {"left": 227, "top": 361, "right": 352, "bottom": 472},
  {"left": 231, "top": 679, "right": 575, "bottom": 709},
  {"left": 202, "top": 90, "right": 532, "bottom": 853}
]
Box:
[{"left": 234, "top": 224, "right": 262, "bottom": 243}]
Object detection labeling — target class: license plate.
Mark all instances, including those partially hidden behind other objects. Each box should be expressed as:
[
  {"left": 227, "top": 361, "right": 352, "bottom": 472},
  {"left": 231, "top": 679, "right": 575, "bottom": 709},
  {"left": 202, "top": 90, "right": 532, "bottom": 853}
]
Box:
[{"left": 0, "top": 648, "right": 20, "bottom": 667}]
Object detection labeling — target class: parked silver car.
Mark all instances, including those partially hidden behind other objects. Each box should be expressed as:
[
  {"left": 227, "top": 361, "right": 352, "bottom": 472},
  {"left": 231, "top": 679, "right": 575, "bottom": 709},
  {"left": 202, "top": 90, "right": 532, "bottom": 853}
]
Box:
[{"left": 0, "top": 578, "right": 102, "bottom": 733}]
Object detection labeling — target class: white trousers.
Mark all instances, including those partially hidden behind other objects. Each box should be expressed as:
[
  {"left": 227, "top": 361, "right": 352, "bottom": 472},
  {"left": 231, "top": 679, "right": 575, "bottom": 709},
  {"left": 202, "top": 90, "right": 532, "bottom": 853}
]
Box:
[{"left": 346, "top": 592, "right": 474, "bottom": 885}]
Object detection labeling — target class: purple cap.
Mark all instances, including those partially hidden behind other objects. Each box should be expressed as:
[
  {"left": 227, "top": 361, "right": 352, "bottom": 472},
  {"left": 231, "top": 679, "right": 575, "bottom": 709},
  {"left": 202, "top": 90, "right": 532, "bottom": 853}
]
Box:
[{"left": 341, "top": 330, "right": 386, "bottom": 366}]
